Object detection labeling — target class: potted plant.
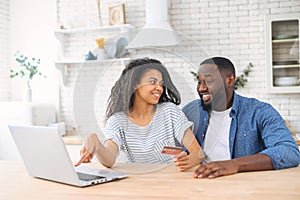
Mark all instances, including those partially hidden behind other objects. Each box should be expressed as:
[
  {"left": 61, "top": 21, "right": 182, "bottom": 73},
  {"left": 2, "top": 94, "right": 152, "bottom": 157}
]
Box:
[
  {"left": 233, "top": 63, "right": 253, "bottom": 90},
  {"left": 10, "top": 51, "right": 46, "bottom": 102}
]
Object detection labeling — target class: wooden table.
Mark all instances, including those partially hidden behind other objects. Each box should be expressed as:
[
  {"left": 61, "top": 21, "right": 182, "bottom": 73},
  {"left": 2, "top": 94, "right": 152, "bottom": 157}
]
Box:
[
  {"left": 293, "top": 135, "right": 300, "bottom": 146},
  {"left": 1, "top": 161, "right": 299, "bottom": 200},
  {"left": 62, "top": 134, "right": 82, "bottom": 145}
]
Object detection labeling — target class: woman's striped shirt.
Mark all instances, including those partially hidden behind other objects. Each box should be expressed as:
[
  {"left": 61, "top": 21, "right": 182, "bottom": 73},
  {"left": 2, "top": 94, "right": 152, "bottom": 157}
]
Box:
[{"left": 103, "top": 102, "right": 193, "bottom": 163}]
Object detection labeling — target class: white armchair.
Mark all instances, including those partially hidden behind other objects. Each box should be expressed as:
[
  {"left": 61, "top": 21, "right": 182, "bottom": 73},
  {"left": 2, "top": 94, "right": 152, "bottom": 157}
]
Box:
[{"left": 0, "top": 102, "right": 56, "bottom": 160}]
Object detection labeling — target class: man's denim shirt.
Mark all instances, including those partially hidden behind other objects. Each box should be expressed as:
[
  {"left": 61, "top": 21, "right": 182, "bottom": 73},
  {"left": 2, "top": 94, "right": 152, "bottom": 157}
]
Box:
[{"left": 182, "top": 92, "right": 300, "bottom": 169}]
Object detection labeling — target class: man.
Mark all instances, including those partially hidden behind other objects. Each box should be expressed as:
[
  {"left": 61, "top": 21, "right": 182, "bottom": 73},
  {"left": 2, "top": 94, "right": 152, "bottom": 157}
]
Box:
[{"left": 182, "top": 57, "right": 300, "bottom": 179}]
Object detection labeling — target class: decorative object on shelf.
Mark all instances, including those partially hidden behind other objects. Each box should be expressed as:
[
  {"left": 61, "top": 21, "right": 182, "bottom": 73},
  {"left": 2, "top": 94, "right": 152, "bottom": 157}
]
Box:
[
  {"left": 273, "top": 60, "right": 298, "bottom": 65},
  {"left": 84, "top": 50, "right": 97, "bottom": 61},
  {"left": 274, "top": 77, "right": 300, "bottom": 86},
  {"left": 96, "top": 38, "right": 104, "bottom": 49},
  {"left": 272, "top": 35, "right": 298, "bottom": 40},
  {"left": 101, "top": 37, "right": 128, "bottom": 59},
  {"left": 58, "top": 21, "right": 66, "bottom": 29},
  {"left": 104, "top": 40, "right": 116, "bottom": 59},
  {"left": 190, "top": 62, "right": 253, "bottom": 90},
  {"left": 93, "top": 38, "right": 108, "bottom": 60},
  {"left": 109, "top": 4, "right": 126, "bottom": 26},
  {"left": 96, "top": 0, "right": 103, "bottom": 26},
  {"left": 58, "top": 17, "right": 74, "bottom": 29},
  {"left": 115, "top": 37, "right": 128, "bottom": 58},
  {"left": 10, "top": 51, "right": 46, "bottom": 102}
]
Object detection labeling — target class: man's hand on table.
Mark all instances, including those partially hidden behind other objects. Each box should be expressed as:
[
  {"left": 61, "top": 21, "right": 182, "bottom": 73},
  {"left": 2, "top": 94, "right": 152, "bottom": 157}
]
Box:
[{"left": 193, "top": 160, "right": 239, "bottom": 179}]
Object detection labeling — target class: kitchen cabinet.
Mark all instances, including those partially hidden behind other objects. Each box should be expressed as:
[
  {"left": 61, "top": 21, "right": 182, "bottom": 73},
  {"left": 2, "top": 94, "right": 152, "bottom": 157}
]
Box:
[
  {"left": 266, "top": 14, "right": 300, "bottom": 93},
  {"left": 54, "top": 24, "right": 134, "bottom": 86}
]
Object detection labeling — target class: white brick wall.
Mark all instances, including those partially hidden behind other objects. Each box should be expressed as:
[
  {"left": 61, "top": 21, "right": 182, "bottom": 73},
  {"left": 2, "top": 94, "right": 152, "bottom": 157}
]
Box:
[
  {"left": 0, "top": 0, "right": 10, "bottom": 101},
  {"left": 57, "top": 0, "right": 300, "bottom": 136}
]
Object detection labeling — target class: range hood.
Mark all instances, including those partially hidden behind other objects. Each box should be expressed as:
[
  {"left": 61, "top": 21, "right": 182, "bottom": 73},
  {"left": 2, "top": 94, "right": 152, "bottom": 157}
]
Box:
[{"left": 127, "top": 0, "right": 179, "bottom": 49}]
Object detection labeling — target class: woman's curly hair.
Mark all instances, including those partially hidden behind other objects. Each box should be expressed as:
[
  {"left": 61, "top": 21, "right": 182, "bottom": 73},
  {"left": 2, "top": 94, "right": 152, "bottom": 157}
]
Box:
[{"left": 105, "top": 58, "right": 181, "bottom": 121}]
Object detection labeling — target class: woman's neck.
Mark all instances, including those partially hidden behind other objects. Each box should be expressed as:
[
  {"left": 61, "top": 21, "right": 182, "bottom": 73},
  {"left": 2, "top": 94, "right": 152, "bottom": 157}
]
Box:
[{"left": 128, "top": 104, "right": 156, "bottom": 126}]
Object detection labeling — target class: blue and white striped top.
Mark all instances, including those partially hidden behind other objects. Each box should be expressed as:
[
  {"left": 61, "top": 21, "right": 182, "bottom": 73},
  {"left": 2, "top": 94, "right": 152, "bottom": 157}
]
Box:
[{"left": 104, "top": 102, "right": 193, "bottom": 163}]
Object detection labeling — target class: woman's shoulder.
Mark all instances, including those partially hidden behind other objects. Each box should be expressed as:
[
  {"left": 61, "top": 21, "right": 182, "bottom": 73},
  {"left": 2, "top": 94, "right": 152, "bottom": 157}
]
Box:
[
  {"left": 157, "top": 102, "right": 180, "bottom": 110},
  {"left": 157, "top": 102, "right": 182, "bottom": 115},
  {"left": 106, "top": 112, "right": 127, "bottom": 125},
  {"left": 104, "top": 112, "right": 130, "bottom": 133}
]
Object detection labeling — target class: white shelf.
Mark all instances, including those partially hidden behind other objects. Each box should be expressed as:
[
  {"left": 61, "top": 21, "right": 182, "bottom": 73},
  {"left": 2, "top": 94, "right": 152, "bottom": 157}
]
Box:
[
  {"left": 54, "top": 24, "right": 134, "bottom": 61},
  {"left": 54, "top": 24, "right": 134, "bottom": 35},
  {"left": 54, "top": 24, "right": 134, "bottom": 87},
  {"left": 55, "top": 58, "right": 130, "bottom": 65},
  {"left": 273, "top": 64, "right": 300, "bottom": 69},
  {"left": 272, "top": 38, "right": 299, "bottom": 43},
  {"left": 269, "top": 85, "right": 300, "bottom": 93},
  {"left": 55, "top": 58, "right": 130, "bottom": 86}
]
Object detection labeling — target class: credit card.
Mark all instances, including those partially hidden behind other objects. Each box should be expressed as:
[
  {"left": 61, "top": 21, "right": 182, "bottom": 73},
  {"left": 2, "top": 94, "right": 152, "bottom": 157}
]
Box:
[{"left": 161, "top": 146, "right": 183, "bottom": 155}]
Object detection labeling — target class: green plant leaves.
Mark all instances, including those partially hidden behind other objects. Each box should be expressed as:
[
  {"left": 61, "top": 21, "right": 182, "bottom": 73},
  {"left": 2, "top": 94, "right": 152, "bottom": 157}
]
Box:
[
  {"left": 233, "top": 63, "right": 253, "bottom": 90},
  {"left": 10, "top": 51, "right": 45, "bottom": 81}
]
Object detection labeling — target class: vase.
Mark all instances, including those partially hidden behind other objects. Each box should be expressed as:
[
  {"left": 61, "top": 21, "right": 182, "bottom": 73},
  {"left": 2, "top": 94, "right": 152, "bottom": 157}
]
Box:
[
  {"left": 23, "top": 82, "right": 32, "bottom": 102},
  {"left": 93, "top": 48, "right": 108, "bottom": 60}
]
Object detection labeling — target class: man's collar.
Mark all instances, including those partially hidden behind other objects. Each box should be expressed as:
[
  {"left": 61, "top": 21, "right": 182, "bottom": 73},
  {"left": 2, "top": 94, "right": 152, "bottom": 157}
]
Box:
[{"left": 230, "top": 92, "right": 240, "bottom": 117}]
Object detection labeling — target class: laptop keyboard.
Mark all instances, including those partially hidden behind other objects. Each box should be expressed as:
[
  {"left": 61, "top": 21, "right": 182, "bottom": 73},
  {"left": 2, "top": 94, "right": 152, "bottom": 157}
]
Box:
[{"left": 77, "top": 172, "right": 106, "bottom": 181}]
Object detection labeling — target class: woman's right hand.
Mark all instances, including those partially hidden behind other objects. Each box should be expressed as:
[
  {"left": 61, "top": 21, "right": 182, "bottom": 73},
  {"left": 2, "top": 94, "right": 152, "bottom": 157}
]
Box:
[
  {"left": 74, "top": 146, "right": 93, "bottom": 166},
  {"left": 74, "top": 133, "right": 99, "bottom": 166},
  {"left": 75, "top": 133, "right": 118, "bottom": 168}
]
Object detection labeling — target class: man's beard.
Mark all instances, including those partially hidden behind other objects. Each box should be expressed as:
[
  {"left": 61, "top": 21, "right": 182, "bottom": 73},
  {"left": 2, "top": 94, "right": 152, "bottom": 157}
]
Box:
[{"left": 201, "top": 99, "right": 212, "bottom": 112}]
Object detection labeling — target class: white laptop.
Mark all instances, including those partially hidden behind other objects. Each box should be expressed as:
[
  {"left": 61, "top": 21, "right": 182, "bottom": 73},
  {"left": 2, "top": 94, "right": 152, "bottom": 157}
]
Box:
[{"left": 8, "top": 125, "right": 127, "bottom": 187}]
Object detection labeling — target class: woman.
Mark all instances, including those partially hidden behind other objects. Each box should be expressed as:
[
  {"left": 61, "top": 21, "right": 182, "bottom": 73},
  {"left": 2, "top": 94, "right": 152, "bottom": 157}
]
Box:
[{"left": 75, "top": 58, "right": 204, "bottom": 171}]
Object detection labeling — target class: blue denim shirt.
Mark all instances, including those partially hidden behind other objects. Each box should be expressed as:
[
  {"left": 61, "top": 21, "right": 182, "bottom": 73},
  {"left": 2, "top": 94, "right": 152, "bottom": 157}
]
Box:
[{"left": 182, "top": 92, "right": 300, "bottom": 169}]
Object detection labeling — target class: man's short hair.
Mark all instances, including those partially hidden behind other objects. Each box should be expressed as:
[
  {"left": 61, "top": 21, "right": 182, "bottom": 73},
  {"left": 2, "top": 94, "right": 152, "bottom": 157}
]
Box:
[{"left": 200, "top": 57, "right": 236, "bottom": 77}]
